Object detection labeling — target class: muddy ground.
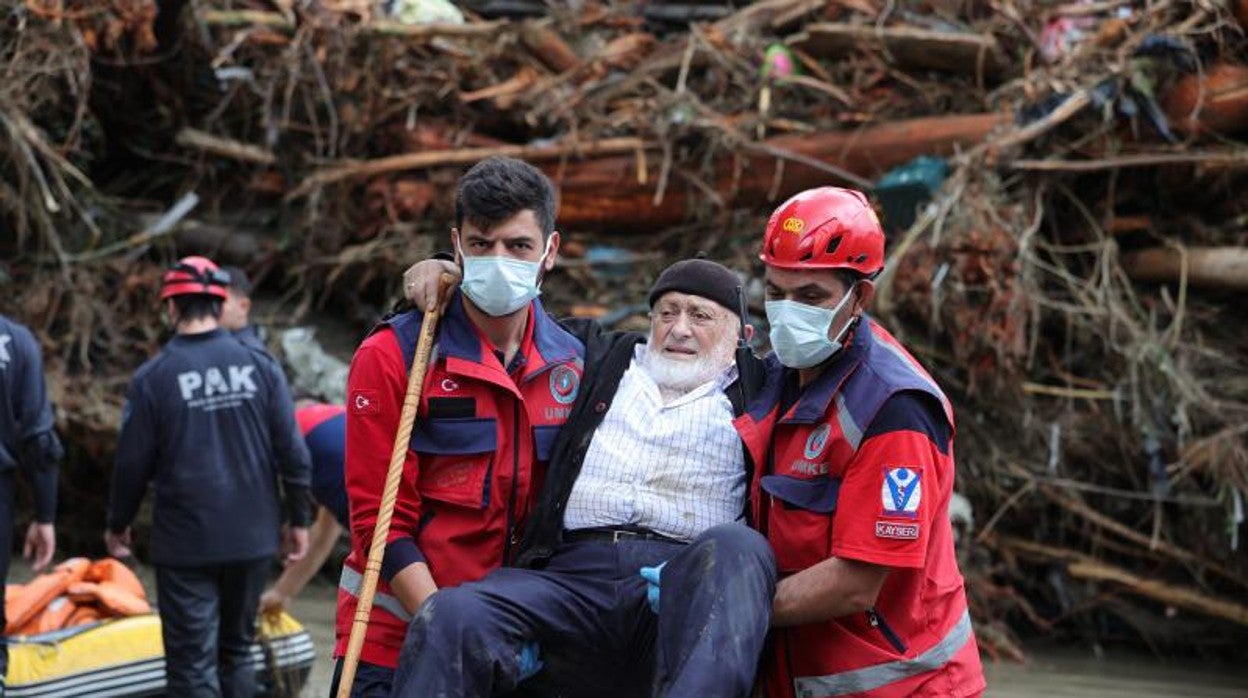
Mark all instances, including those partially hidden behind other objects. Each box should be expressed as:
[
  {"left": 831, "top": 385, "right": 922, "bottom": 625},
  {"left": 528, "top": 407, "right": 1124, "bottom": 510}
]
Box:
[
  {"left": 290, "top": 578, "right": 1248, "bottom": 697},
  {"left": 6, "top": 558, "right": 1248, "bottom": 696}
]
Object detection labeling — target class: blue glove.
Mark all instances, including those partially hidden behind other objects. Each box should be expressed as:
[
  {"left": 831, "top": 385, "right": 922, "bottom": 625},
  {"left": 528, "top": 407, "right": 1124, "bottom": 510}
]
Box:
[
  {"left": 517, "top": 640, "right": 543, "bottom": 681},
  {"left": 639, "top": 561, "right": 667, "bottom": 614}
]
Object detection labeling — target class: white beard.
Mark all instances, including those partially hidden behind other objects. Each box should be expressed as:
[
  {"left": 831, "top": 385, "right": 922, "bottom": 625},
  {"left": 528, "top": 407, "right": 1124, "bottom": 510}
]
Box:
[{"left": 644, "top": 342, "right": 734, "bottom": 394}]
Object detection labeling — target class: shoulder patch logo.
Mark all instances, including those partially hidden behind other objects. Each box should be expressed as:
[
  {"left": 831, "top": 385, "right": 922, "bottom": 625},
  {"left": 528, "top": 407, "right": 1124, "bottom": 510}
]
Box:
[
  {"left": 351, "top": 389, "right": 380, "bottom": 415},
  {"left": 549, "top": 365, "right": 580, "bottom": 405},
  {"left": 804, "top": 423, "right": 831, "bottom": 460},
  {"left": 875, "top": 521, "right": 920, "bottom": 540},
  {"left": 881, "top": 467, "right": 922, "bottom": 518}
]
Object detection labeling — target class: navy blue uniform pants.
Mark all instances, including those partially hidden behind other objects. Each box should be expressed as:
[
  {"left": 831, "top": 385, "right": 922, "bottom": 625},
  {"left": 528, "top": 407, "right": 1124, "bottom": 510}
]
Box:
[
  {"left": 156, "top": 557, "right": 269, "bottom": 698},
  {"left": 329, "top": 657, "right": 395, "bottom": 697},
  {"left": 393, "top": 523, "right": 777, "bottom": 698}
]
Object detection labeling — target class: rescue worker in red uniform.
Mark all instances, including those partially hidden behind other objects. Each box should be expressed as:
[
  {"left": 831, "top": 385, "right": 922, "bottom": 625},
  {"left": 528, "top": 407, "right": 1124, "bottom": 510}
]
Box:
[
  {"left": 331, "top": 157, "right": 585, "bottom": 696},
  {"left": 739, "top": 187, "right": 986, "bottom": 697},
  {"left": 259, "top": 401, "right": 348, "bottom": 617}
]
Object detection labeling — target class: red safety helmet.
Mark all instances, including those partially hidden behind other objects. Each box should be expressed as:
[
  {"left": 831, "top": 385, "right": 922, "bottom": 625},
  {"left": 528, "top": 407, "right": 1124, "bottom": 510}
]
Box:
[
  {"left": 760, "top": 187, "right": 885, "bottom": 277},
  {"left": 160, "top": 256, "right": 230, "bottom": 301}
]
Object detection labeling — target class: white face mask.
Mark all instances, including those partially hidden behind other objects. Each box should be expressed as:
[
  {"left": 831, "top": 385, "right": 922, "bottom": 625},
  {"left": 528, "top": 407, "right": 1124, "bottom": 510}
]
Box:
[
  {"left": 765, "top": 290, "right": 856, "bottom": 369},
  {"left": 458, "top": 236, "right": 552, "bottom": 317}
]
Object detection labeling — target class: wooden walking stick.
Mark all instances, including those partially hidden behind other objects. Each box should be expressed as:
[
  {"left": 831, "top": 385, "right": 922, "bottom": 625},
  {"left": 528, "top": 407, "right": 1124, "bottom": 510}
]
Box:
[{"left": 337, "top": 275, "right": 454, "bottom": 698}]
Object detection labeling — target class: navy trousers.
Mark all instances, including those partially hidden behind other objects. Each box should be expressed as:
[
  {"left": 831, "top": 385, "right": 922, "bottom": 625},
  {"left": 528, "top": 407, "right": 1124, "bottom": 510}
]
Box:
[
  {"left": 329, "top": 657, "right": 395, "bottom": 697},
  {"left": 392, "top": 523, "right": 777, "bottom": 698},
  {"left": 156, "top": 557, "right": 269, "bottom": 698}
]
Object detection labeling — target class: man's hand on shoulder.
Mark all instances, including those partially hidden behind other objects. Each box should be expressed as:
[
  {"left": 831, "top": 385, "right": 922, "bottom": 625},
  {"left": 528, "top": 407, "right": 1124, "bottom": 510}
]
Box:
[{"left": 403, "top": 259, "right": 460, "bottom": 312}]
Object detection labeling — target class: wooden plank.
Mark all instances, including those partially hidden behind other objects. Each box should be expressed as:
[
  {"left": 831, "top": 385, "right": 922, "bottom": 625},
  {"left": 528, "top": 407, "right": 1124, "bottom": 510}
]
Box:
[
  {"left": 552, "top": 112, "right": 1007, "bottom": 230},
  {"left": 788, "top": 23, "right": 1004, "bottom": 79}
]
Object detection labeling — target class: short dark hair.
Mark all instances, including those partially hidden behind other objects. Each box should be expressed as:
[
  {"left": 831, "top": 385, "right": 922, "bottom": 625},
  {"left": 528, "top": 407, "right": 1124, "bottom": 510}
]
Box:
[
  {"left": 171, "top": 294, "right": 223, "bottom": 322},
  {"left": 834, "top": 268, "right": 866, "bottom": 291},
  {"left": 455, "top": 157, "right": 557, "bottom": 239},
  {"left": 219, "top": 265, "right": 252, "bottom": 297}
]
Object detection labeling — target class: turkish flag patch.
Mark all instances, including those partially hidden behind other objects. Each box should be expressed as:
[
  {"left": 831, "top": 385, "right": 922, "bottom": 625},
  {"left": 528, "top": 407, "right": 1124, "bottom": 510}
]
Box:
[{"left": 351, "top": 389, "right": 380, "bottom": 415}]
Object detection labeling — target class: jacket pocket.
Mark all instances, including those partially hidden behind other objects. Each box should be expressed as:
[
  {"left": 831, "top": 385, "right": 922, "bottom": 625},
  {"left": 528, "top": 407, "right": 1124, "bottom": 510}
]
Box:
[
  {"left": 867, "top": 607, "right": 908, "bottom": 654},
  {"left": 761, "top": 474, "right": 840, "bottom": 572},
  {"left": 410, "top": 417, "right": 497, "bottom": 509},
  {"left": 532, "top": 425, "right": 561, "bottom": 462}
]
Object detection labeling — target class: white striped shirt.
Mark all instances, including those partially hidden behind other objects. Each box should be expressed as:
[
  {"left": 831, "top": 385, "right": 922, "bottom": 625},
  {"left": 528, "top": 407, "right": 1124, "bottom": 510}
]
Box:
[{"left": 562, "top": 345, "right": 746, "bottom": 541}]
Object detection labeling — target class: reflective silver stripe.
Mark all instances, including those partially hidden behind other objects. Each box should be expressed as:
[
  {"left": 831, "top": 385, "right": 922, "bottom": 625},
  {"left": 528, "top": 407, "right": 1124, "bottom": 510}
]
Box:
[
  {"left": 835, "top": 392, "right": 863, "bottom": 452},
  {"left": 339, "top": 565, "right": 413, "bottom": 622},
  {"left": 793, "top": 610, "right": 973, "bottom": 697},
  {"left": 874, "top": 338, "right": 945, "bottom": 401}
]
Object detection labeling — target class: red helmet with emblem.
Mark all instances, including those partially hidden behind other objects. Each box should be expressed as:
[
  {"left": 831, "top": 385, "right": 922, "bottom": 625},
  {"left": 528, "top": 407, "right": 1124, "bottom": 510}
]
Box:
[
  {"left": 760, "top": 187, "right": 885, "bottom": 276},
  {"left": 160, "top": 255, "right": 231, "bottom": 301}
]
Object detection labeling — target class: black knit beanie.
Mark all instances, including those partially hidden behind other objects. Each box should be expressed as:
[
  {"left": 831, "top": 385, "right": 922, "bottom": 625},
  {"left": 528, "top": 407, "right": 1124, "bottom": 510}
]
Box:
[{"left": 647, "top": 258, "right": 741, "bottom": 314}]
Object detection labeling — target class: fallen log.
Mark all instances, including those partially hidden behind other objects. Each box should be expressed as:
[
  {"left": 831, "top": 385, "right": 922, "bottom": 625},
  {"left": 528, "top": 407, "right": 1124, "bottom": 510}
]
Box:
[
  {"left": 993, "top": 535, "right": 1248, "bottom": 628},
  {"left": 553, "top": 112, "right": 1007, "bottom": 230},
  {"left": 788, "top": 23, "right": 1004, "bottom": 80},
  {"left": 1067, "top": 561, "right": 1248, "bottom": 627},
  {"left": 287, "top": 137, "right": 652, "bottom": 198},
  {"left": 1121, "top": 246, "right": 1248, "bottom": 290},
  {"left": 1162, "top": 62, "right": 1248, "bottom": 137},
  {"left": 994, "top": 461, "right": 1243, "bottom": 588}
]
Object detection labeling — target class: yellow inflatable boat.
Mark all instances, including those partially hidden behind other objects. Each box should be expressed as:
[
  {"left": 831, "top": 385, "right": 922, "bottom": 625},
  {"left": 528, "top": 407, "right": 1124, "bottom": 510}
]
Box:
[{"left": 4, "top": 611, "right": 314, "bottom": 697}]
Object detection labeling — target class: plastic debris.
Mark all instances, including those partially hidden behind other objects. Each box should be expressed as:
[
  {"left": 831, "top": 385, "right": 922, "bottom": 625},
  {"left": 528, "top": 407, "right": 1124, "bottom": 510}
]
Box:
[{"left": 874, "top": 156, "right": 948, "bottom": 237}]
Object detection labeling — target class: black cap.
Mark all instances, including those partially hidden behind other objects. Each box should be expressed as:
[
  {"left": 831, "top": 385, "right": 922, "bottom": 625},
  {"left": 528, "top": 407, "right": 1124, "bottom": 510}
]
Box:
[{"left": 648, "top": 258, "right": 741, "bottom": 313}]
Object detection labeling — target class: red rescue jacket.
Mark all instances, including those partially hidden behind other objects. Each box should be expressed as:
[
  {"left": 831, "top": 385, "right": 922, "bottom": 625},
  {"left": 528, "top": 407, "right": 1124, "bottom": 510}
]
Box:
[
  {"left": 334, "top": 293, "right": 584, "bottom": 668},
  {"left": 736, "top": 318, "right": 985, "bottom": 698}
]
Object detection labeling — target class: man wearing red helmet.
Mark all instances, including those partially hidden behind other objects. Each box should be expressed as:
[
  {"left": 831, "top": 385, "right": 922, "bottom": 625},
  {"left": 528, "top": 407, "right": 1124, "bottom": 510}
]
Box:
[
  {"left": 741, "top": 187, "right": 985, "bottom": 697},
  {"left": 106, "top": 255, "right": 312, "bottom": 698}
]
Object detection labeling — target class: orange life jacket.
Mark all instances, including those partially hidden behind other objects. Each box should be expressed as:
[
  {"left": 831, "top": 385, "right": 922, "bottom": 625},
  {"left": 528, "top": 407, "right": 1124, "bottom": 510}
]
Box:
[{"left": 4, "top": 558, "right": 150, "bottom": 636}]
